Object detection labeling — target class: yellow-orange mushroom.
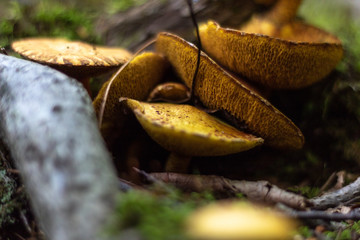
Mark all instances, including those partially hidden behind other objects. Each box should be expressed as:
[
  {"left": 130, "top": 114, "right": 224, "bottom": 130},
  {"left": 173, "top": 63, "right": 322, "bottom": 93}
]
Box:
[
  {"left": 199, "top": 20, "right": 343, "bottom": 89},
  {"left": 156, "top": 32, "right": 304, "bottom": 149},
  {"left": 12, "top": 37, "right": 132, "bottom": 95},
  {"left": 93, "top": 52, "right": 168, "bottom": 145},
  {"left": 122, "top": 98, "right": 263, "bottom": 172},
  {"left": 186, "top": 201, "right": 297, "bottom": 240}
]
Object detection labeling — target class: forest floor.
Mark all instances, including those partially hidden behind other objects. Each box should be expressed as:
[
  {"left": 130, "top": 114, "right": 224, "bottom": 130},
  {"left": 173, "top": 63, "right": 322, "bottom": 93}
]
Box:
[{"left": 1, "top": 0, "right": 360, "bottom": 239}]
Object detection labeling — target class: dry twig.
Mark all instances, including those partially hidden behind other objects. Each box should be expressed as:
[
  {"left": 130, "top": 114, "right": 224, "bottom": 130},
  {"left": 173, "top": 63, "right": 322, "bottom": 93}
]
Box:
[
  {"left": 149, "top": 172, "right": 310, "bottom": 209},
  {"left": 311, "top": 177, "right": 360, "bottom": 210}
]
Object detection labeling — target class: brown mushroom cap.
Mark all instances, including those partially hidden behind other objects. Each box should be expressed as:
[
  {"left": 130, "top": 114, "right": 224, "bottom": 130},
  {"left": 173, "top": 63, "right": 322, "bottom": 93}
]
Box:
[
  {"left": 156, "top": 32, "right": 304, "bottom": 149},
  {"left": 11, "top": 37, "right": 132, "bottom": 79},
  {"left": 199, "top": 20, "right": 343, "bottom": 89},
  {"left": 147, "top": 82, "right": 190, "bottom": 103}
]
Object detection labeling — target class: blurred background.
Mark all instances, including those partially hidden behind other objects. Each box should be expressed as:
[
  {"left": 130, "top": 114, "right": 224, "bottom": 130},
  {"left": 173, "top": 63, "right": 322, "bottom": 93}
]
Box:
[{"left": 1, "top": 0, "right": 359, "bottom": 53}]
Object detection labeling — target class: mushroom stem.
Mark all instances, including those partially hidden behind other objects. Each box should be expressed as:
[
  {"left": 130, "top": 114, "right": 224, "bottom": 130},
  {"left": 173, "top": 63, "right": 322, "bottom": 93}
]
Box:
[
  {"left": 165, "top": 153, "right": 192, "bottom": 173},
  {"left": 265, "top": 0, "right": 302, "bottom": 24},
  {"left": 77, "top": 77, "right": 92, "bottom": 97}
]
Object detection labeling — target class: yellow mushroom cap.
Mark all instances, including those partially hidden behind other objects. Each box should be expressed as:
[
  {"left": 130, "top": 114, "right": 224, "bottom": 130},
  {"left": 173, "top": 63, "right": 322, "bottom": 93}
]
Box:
[
  {"left": 93, "top": 52, "right": 168, "bottom": 143},
  {"left": 11, "top": 37, "right": 132, "bottom": 78},
  {"left": 186, "top": 202, "right": 297, "bottom": 240},
  {"left": 199, "top": 20, "right": 343, "bottom": 89},
  {"left": 123, "top": 98, "right": 263, "bottom": 156},
  {"left": 156, "top": 32, "right": 304, "bottom": 149}
]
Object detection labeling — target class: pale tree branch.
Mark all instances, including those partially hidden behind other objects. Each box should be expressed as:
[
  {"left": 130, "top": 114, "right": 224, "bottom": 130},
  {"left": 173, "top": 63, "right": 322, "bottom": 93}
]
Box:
[{"left": 0, "top": 55, "right": 119, "bottom": 240}]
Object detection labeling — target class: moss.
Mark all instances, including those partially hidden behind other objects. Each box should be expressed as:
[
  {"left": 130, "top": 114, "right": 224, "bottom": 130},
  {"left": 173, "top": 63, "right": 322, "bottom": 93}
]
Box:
[
  {"left": 105, "top": 190, "right": 195, "bottom": 240},
  {"left": 0, "top": 143, "right": 30, "bottom": 236},
  {"left": 296, "top": 226, "right": 313, "bottom": 238},
  {"left": 104, "top": 186, "right": 221, "bottom": 240},
  {"left": 287, "top": 185, "right": 320, "bottom": 199},
  {"left": 0, "top": 169, "right": 17, "bottom": 227},
  {"left": 0, "top": 157, "right": 27, "bottom": 230},
  {"left": 324, "top": 221, "right": 360, "bottom": 239},
  {"left": 33, "top": 1, "right": 98, "bottom": 41},
  {"left": 0, "top": 0, "right": 101, "bottom": 48}
]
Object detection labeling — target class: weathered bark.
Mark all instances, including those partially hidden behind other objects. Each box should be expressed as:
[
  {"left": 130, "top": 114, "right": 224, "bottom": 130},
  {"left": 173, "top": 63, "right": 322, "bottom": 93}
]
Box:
[
  {"left": 0, "top": 55, "right": 118, "bottom": 240},
  {"left": 96, "top": 0, "right": 260, "bottom": 51}
]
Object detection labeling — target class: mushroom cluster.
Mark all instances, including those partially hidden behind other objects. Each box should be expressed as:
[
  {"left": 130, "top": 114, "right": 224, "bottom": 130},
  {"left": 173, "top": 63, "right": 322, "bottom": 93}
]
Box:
[
  {"left": 10, "top": 0, "right": 343, "bottom": 174},
  {"left": 92, "top": 0, "right": 341, "bottom": 173}
]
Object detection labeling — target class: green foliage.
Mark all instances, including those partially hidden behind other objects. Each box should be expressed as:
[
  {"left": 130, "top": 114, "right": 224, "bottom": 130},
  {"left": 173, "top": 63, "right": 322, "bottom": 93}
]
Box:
[
  {"left": 297, "top": 226, "right": 313, "bottom": 238},
  {"left": 0, "top": 0, "right": 101, "bottom": 48},
  {"left": 300, "top": 0, "right": 360, "bottom": 72},
  {"left": 0, "top": 163, "right": 27, "bottom": 230},
  {"left": 0, "top": 170, "right": 17, "bottom": 227},
  {"left": 298, "top": 221, "right": 360, "bottom": 239},
  {"left": 0, "top": 145, "right": 28, "bottom": 232},
  {"left": 287, "top": 185, "right": 320, "bottom": 199},
  {"left": 106, "top": 190, "right": 196, "bottom": 240},
  {"left": 325, "top": 221, "right": 360, "bottom": 240},
  {"left": 105, "top": 0, "right": 148, "bottom": 14},
  {"left": 33, "top": 1, "right": 96, "bottom": 40}
]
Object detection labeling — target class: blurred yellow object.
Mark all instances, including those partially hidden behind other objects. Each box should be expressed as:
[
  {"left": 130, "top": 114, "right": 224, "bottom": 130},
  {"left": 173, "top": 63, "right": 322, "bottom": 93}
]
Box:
[{"left": 186, "top": 201, "right": 297, "bottom": 240}]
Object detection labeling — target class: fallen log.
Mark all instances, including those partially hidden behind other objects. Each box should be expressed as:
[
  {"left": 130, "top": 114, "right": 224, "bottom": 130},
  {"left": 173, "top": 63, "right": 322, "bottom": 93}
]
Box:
[
  {"left": 0, "top": 54, "right": 118, "bottom": 240},
  {"left": 96, "top": 0, "right": 259, "bottom": 50}
]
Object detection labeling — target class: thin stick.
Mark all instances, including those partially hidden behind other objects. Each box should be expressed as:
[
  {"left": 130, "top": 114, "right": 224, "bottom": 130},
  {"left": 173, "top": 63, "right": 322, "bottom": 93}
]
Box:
[
  {"left": 184, "top": 0, "right": 202, "bottom": 104},
  {"left": 319, "top": 172, "right": 337, "bottom": 193},
  {"left": 7, "top": 168, "right": 20, "bottom": 174},
  {"left": 20, "top": 211, "right": 32, "bottom": 234},
  {"left": 97, "top": 38, "right": 157, "bottom": 128},
  {"left": 290, "top": 210, "right": 360, "bottom": 221},
  {"left": 13, "top": 233, "right": 26, "bottom": 240}
]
